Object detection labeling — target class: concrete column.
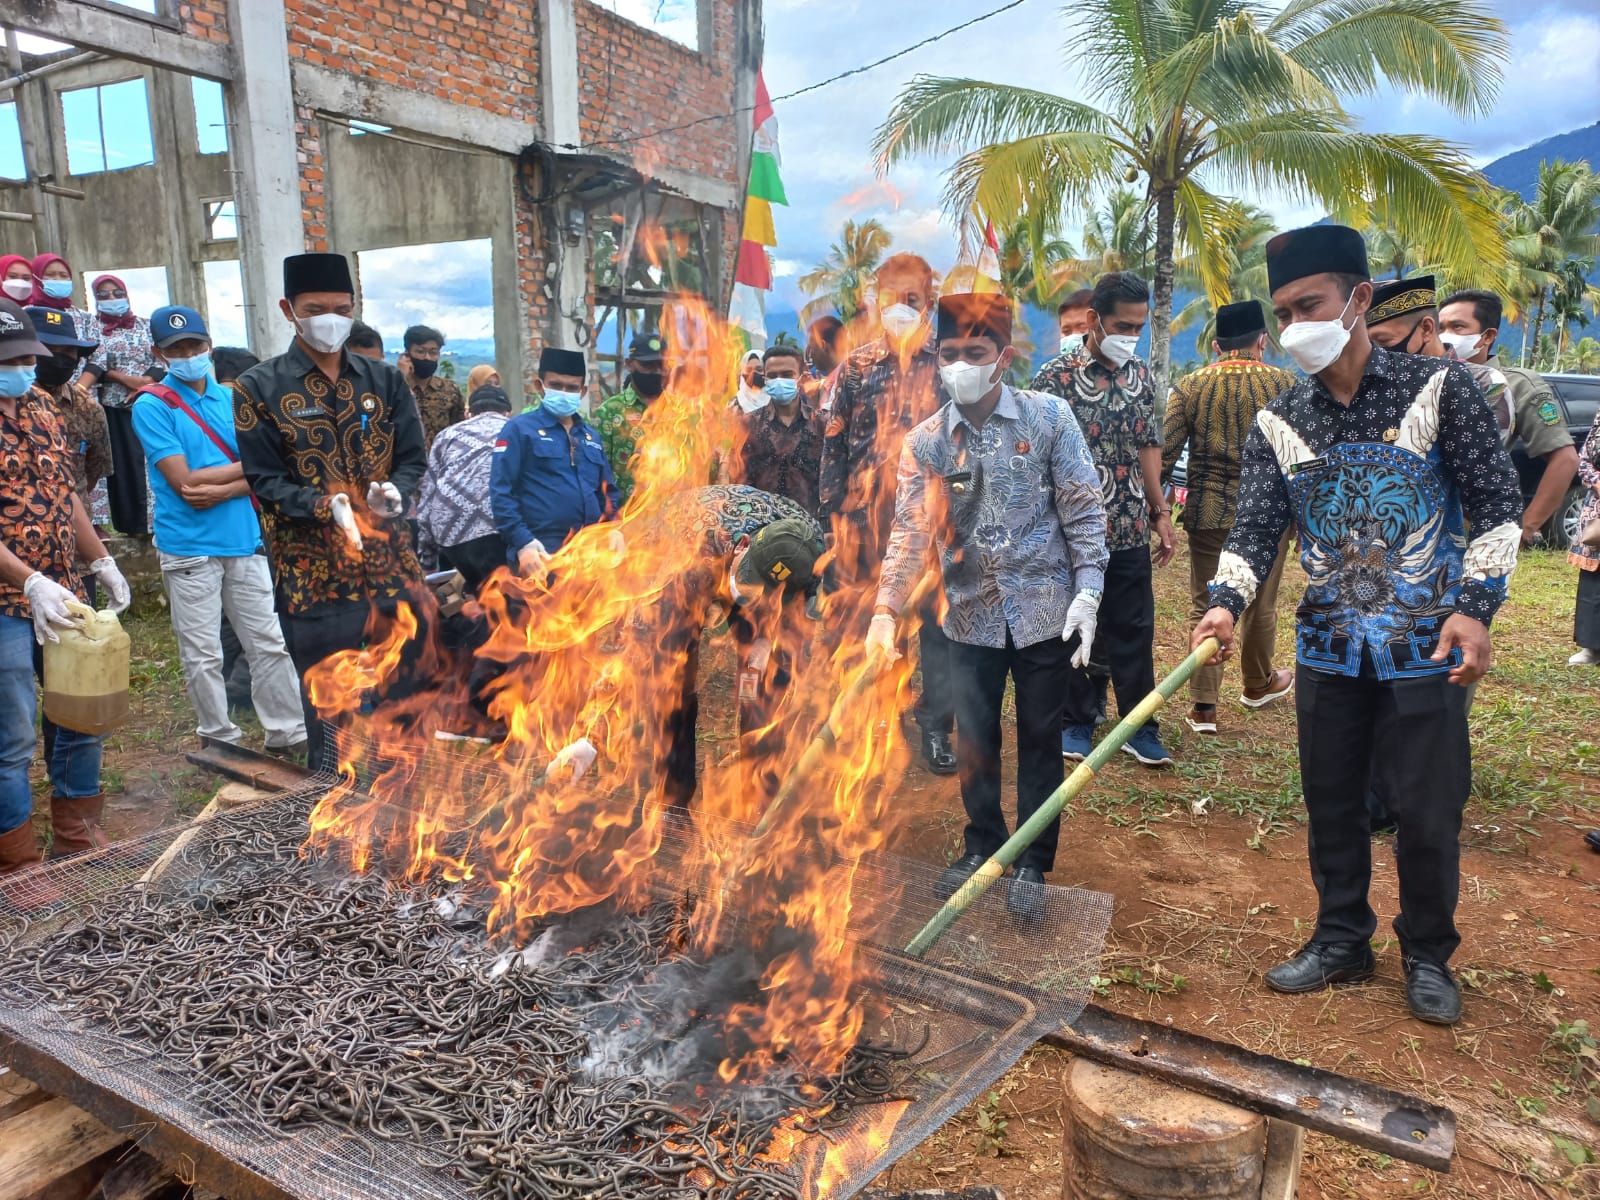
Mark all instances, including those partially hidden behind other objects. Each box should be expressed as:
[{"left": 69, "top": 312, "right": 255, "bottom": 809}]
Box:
[
  {"left": 224, "top": 0, "right": 302, "bottom": 357},
  {"left": 534, "top": 0, "right": 589, "bottom": 354}
]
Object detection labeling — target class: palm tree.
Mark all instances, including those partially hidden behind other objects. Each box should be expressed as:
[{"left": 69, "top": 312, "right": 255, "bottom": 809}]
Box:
[
  {"left": 797, "top": 219, "right": 892, "bottom": 325},
  {"left": 1547, "top": 256, "right": 1599, "bottom": 371},
  {"left": 1171, "top": 203, "right": 1277, "bottom": 357},
  {"left": 1364, "top": 224, "right": 1438, "bottom": 280},
  {"left": 1503, "top": 161, "right": 1600, "bottom": 365},
  {"left": 874, "top": 0, "right": 1510, "bottom": 394},
  {"left": 1567, "top": 336, "right": 1600, "bottom": 374}
]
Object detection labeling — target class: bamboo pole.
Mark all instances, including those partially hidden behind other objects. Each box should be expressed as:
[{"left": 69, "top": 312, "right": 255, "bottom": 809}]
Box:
[{"left": 903, "top": 636, "right": 1221, "bottom": 958}]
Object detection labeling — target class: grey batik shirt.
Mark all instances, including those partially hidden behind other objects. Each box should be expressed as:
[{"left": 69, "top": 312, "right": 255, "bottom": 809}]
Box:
[{"left": 877, "top": 386, "right": 1109, "bottom": 649}]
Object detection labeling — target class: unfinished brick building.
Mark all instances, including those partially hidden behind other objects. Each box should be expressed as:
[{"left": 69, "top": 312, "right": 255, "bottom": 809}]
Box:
[{"left": 0, "top": 0, "right": 762, "bottom": 404}]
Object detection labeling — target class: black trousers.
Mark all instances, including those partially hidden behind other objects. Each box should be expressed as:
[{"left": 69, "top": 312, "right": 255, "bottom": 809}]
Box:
[
  {"left": 1576, "top": 566, "right": 1600, "bottom": 651},
  {"left": 1296, "top": 663, "right": 1470, "bottom": 965},
  {"left": 950, "top": 631, "right": 1072, "bottom": 872},
  {"left": 911, "top": 598, "right": 955, "bottom": 737},
  {"left": 103, "top": 405, "right": 148, "bottom": 537},
  {"left": 279, "top": 603, "right": 371, "bottom": 773},
  {"left": 1063, "top": 546, "right": 1156, "bottom": 730},
  {"left": 441, "top": 534, "right": 509, "bottom": 596}
]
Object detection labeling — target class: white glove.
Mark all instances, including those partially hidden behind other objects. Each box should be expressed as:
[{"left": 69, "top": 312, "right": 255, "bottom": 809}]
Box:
[
  {"left": 22, "top": 572, "right": 84, "bottom": 645},
  {"left": 367, "top": 480, "right": 404, "bottom": 518},
  {"left": 747, "top": 636, "right": 772, "bottom": 673},
  {"left": 329, "top": 492, "right": 363, "bottom": 551},
  {"left": 865, "top": 612, "right": 900, "bottom": 663},
  {"left": 607, "top": 528, "right": 626, "bottom": 556},
  {"left": 517, "top": 539, "right": 550, "bottom": 575},
  {"left": 550, "top": 737, "right": 597, "bottom": 781},
  {"left": 1062, "top": 590, "right": 1100, "bottom": 668},
  {"left": 87, "top": 556, "right": 131, "bottom": 614}
]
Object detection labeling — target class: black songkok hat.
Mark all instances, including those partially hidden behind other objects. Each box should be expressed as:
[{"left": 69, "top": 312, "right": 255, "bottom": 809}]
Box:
[
  {"left": 1265, "top": 224, "right": 1369, "bottom": 294},
  {"left": 1366, "top": 275, "right": 1437, "bottom": 327},
  {"left": 539, "top": 347, "right": 587, "bottom": 378},
  {"left": 1215, "top": 300, "right": 1266, "bottom": 341},
  {"left": 283, "top": 252, "right": 354, "bottom": 299},
  {"left": 936, "top": 292, "right": 1012, "bottom": 346},
  {"left": 469, "top": 384, "right": 512, "bottom": 414}
]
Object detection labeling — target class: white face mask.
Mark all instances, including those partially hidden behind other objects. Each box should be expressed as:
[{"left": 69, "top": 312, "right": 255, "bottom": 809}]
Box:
[
  {"left": 940, "top": 359, "right": 1002, "bottom": 407},
  {"left": 295, "top": 312, "right": 354, "bottom": 355},
  {"left": 1278, "top": 289, "right": 1359, "bottom": 376},
  {"left": 1439, "top": 331, "right": 1484, "bottom": 362},
  {"left": 1059, "top": 333, "right": 1084, "bottom": 357},
  {"left": 1, "top": 279, "right": 31, "bottom": 302},
  {"left": 1097, "top": 333, "right": 1140, "bottom": 369},
  {"left": 880, "top": 303, "right": 923, "bottom": 341}
]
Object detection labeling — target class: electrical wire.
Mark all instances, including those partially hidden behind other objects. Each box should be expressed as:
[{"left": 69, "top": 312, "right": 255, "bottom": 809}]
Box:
[{"left": 557, "top": 0, "right": 1033, "bottom": 154}]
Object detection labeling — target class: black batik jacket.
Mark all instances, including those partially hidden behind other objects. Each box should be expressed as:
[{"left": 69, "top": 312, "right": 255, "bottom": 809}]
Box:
[{"left": 233, "top": 341, "right": 427, "bottom": 615}]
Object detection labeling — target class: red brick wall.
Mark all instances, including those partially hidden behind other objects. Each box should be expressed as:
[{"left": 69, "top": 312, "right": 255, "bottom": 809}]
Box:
[
  {"left": 176, "top": 0, "right": 231, "bottom": 44},
  {"left": 295, "top": 106, "right": 328, "bottom": 252},
  {"left": 280, "top": 0, "right": 541, "bottom": 122},
  {"left": 574, "top": 1, "right": 742, "bottom": 189}
]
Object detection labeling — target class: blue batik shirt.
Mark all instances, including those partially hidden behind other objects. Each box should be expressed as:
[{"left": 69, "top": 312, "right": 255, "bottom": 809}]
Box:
[
  {"left": 1208, "top": 346, "right": 1523, "bottom": 680},
  {"left": 878, "top": 386, "right": 1109, "bottom": 649}
]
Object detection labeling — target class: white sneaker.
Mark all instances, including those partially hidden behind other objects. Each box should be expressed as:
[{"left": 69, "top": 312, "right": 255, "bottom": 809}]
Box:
[{"left": 1569, "top": 648, "right": 1600, "bottom": 666}]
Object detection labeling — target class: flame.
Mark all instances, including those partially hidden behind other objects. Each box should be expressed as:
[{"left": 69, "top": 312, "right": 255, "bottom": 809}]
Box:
[{"left": 298, "top": 259, "right": 939, "bottom": 1123}]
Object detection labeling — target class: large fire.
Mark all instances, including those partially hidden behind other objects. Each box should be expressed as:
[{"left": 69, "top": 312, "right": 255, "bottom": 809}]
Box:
[{"left": 300, "top": 284, "right": 936, "bottom": 1190}]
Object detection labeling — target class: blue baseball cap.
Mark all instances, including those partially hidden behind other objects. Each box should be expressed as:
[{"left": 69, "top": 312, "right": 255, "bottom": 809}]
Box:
[{"left": 149, "top": 305, "right": 210, "bottom": 348}]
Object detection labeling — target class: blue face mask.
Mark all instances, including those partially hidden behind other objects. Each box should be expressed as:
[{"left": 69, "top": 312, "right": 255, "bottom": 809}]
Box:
[
  {"left": 98, "top": 298, "right": 130, "bottom": 317},
  {"left": 167, "top": 352, "right": 212, "bottom": 383},
  {"left": 540, "top": 388, "right": 583, "bottom": 417},
  {"left": 0, "top": 363, "right": 37, "bottom": 397},
  {"left": 765, "top": 377, "right": 799, "bottom": 405},
  {"left": 42, "top": 280, "right": 73, "bottom": 301}
]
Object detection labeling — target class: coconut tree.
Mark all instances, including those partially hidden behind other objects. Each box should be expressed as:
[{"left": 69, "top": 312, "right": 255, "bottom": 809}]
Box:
[
  {"left": 873, "top": 0, "right": 1510, "bottom": 394},
  {"left": 1364, "top": 224, "right": 1438, "bottom": 280},
  {"left": 797, "top": 218, "right": 892, "bottom": 325},
  {"left": 1567, "top": 336, "right": 1600, "bottom": 374},
  {"left": 1503, "top": 161, "right": 1600, "bottom": 365},
  {"left": 1171, "top": 202, "right": 1277, "bottom": 357},
  {"left": 1547, "top": 256, "right": 1600, "bottom": 371}
]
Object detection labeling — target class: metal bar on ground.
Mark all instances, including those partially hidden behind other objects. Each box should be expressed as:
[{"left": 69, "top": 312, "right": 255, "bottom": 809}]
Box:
[
  {"left": 184, "top": 737, "right": 318, "bottom": 792},
  {"left": 1043, "top": 1004, "right": 1456, "bottom": 1172},
  {"left": 903, "top": 637, "right": 1220, "bottom": 957}
]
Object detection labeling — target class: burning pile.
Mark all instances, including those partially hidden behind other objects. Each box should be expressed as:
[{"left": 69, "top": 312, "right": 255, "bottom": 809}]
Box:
[{"left": 2, "top": 791, "right": 921, "bottom": 1200}]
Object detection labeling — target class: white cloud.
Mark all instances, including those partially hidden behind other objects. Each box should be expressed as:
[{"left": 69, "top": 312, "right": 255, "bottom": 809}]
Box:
[{"left": 356, "top": 239, "right": 495, "bottom": 349}]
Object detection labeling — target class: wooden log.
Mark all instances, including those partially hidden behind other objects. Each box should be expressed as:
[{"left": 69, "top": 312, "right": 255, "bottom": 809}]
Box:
[
  {"left": 137, "top": 780, "right": 275, "bottom": 887},
  {"left": 0, "top": 1096, "right": 127, "bottom": 1198}
]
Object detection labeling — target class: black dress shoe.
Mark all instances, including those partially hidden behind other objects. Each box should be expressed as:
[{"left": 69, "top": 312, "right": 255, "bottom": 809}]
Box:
[
  {"left": 1264, "top": 940, "right": 1376, "bottom": 994},
  {"left": 933, "top": 853, "right": 988, "bottom": 901},
  {"left": 1007, "top": 866, "right": 1047, "bottom": 924},
  {"left": 921, "top": 731, "right": 957, "bottom": 776},
  {"left": 1404, "top": 957, "right": 1462, "bottom": 1025},
  {"left": 1585, "top": 830, "right": 1600, "bottom": 853}
]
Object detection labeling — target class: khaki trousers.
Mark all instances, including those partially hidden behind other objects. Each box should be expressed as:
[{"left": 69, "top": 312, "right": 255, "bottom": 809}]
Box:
[{"left": 1187, "top": 527, "right": 1289, "bottom": 705}]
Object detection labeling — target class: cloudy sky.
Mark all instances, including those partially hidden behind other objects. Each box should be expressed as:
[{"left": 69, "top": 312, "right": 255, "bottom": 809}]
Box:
[{"left": 759, "top": 0, "right": 1600, "bottom": 314}]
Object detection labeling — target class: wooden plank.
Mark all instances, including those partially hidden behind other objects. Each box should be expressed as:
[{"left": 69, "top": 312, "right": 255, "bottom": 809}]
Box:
[
  {"left": 137, "top": 781, "right": 273, "bottom": 887},
  {"left": 0, "top": 1096, "right": 127, "bottom": 1196},
  {"left": 0, "top": 1068, "right": 46, "bottom": 1123},
  {"left": 1260, "top": 1118, "right": 1306, "bottom": 1200},
  {"left": 88, "top": 1148, "right": 183, "bottom": 1200},
  {"left": 0, "top": 1037, "right": 294, "bottom": 1200}
]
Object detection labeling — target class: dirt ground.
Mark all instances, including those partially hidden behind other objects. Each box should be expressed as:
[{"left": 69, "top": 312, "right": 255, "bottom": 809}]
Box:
[{"left": 32, "top": 544, "right": 1600, "bottom": 1198}]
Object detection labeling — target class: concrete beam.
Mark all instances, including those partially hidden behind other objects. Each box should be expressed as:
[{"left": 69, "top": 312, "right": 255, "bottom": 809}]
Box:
[
  {"left": 536, "top": 0, "right": 579, "bottom": 149},
  {"left": 0, "top": 0, "right": 231, "bottom": 81},
  {"left": 291, "top": 61, "right": 535, "bottom": 156},
  {"left": 225, "top": 0, "right": 301, "bottom": 356}
]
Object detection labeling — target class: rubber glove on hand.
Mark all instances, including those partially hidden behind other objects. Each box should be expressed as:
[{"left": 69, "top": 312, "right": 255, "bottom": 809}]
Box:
[
  {"left": 550, "top": 737, "right": 597, "bottom": 781},
  {"left": 87, "top": 557, "right": 131, "bottom": 614},
  {"left": 607, "top": 528, "right": 626, "bottom": 556},
  {"left": 1062, "top": 590, "right": 1100, "bottom": 668},
  {"left": 22, "top": 572, "right": 84, "bottom": 645},
  {"left": 329, "top": 493, "right": 363, "bottom": 551},
  {"left": 367, "top": 481, "right": 404, "bottom": 518},
  {"left": 517, "top": 539, "right": 550, "bottom": 575},
  {"left": 865, "top": 612, "right": 900, "bottom": 663}
]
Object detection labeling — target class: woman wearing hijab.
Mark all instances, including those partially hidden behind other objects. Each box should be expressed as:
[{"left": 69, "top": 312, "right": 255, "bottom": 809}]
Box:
[
  {"left": 77, "top": 273, "right": 157, "bottom": 538},
  {"left": 27, "top": 253, "right": 90, "bottom": 327},
  {"left": 0, "top": 255, "right": 34, "bottom": 304},
  {"left": 466, "top": 363, "right": 501, "bottom": 398}
]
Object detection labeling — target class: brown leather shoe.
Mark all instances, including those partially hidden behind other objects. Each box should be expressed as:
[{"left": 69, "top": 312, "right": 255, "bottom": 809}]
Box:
[
  {"left": 1241, "top": 668, "right": 1294, "bottom": 709},
  {"left": 0, "top": 821, "right": 63, "bottom": 910},
  {"left": 0, "top": 820, "right": 40, "bottom": 875},
  {"left": 49, "top": 793, "right": 109, "bottom": 859}
]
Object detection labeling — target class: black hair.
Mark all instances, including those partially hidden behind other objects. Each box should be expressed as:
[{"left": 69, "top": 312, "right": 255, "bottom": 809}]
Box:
[
  {"left": 1215, "top": 331, "right": 1262, "bottom": 353},
  {"left": 212, "top": 345, "right": 260, "bottom": 383},
  {"left": 1089, "top": 271, "right": 1149, "bottom": 316},
  {"left": 1328, "top": 273, "right": 1369, "bottom": 301},
  {"left": 1057, "top": 288, "right": 1093, "bottom": 315},
  {"left": 763, "top": 344, "right": 805, "bottom": 368},
  {"left": 1439, "top": 288, "right": 1502, "bottom": 331},
  {"left": 403, "top": 324, "right": 444, "bottom": 349},
  {"left": 348, "top": 321, "right": 384, "bottom": 352},
  {"left": 807, "top": 315, "right": 843, "bottom": 349}
]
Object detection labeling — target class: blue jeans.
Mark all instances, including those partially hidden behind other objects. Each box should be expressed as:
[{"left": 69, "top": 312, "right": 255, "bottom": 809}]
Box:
[{"left": 0, "top": 614, "right": 102, "bottom": 835}]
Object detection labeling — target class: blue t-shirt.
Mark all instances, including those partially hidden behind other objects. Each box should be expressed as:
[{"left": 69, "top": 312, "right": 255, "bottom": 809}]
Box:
[{"left": 130, "top": 373, "right": 261, "bottom": 557}]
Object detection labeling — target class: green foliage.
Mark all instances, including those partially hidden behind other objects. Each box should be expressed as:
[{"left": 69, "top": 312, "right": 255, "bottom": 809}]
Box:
[
  {"left": 973, "top": 1091, "right": 1009, "bottom": 1156},
  {"left": 797, "top": 219, "right": 892, "bottom": 325}
]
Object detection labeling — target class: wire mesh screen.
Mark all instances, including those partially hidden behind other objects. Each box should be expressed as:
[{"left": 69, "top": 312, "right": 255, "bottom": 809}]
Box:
[{"left": 0, "top": 740, "right": 1110, "bottom": 1200}]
